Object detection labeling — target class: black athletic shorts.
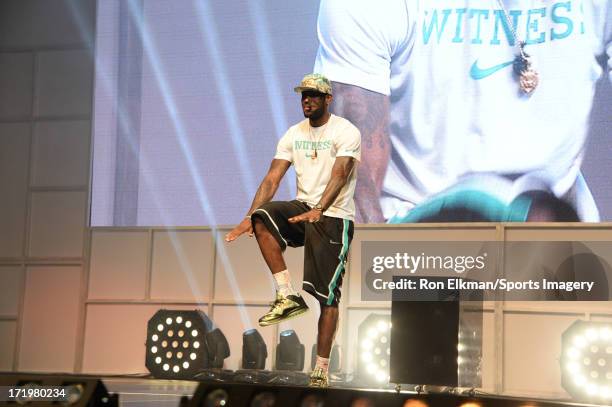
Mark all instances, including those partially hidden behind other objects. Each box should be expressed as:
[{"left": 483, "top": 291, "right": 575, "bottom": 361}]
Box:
[{"left": 251, "top": 200, "right": 354, "bottom": 307}]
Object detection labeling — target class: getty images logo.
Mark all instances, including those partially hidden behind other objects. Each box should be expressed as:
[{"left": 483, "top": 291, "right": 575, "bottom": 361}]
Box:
[{"left": 371, "top": 252, "right": 488, "bottom": 274}]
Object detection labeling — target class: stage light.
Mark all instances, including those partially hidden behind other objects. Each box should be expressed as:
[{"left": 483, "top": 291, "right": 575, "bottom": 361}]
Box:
[
  {"left": 206, "top": 328, "right": 231, "bottom": 369},
  {"left": 145, "top": 309, "right": 212, "bottom": 379},
  {"left": 275, "top": 330, "right": 305, "bottom": 371},
  {"left": 242, "top": 329, "right": 268, "bottom": 370},
  {"left": 267, "top": 330, "right": 309, "bottom": 385},
  {"left": 204, "top": 388, "right": 229, "bottom": 407},
  {"left": 63, "top": 384, "right": 86, "bottom": 405},
  {"left": 300, "top": 393, "right": 325, "bottom": 407},
  {"left": 403, "top": 399, "right": 428, "bottom": 407},
  {"left": 356, "top": 314, "right": 391, "bottom": 386},
  {"left": 457, "top": 321, "right": 482, "bottom": 388},
  {"left": 250, "top": 391, "right": 276, "bottom": 406},
  {"left": 350, "top": 396, "right": 375, "bottom": 407},
  {"left": 561, "top": 320, "right": 612, "bottom": 403}
]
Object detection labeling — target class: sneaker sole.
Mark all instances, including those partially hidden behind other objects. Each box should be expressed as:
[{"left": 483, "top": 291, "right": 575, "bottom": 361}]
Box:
[{"left": 258, "top": 306, "right": 309, "bottom": 327}]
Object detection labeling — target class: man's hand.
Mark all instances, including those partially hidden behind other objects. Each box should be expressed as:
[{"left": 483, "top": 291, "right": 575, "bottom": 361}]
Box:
[
  {"left": 225, "top": 217, "right": 253, "bottom": 242},
  {"left": 288, "top": 209, "right": 323, "bottom": 224},
  {"left": 229, "top": 159, "right": 290, "bottom": 242}
]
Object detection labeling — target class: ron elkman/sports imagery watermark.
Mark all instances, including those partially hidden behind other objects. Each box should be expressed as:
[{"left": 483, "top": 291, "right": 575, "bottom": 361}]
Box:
[{"left": 361, "top": 241, "right": 612, "bottom": 301}]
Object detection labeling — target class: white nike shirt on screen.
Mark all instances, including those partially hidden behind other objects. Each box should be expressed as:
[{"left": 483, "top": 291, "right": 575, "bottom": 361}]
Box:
[{"left": 315, "top": 0, "right": 612, "bottom": 221}]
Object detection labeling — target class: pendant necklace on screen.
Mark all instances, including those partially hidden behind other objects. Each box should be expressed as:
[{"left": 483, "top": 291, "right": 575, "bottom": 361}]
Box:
[
  {"left": 495, "top": 0, "right": 539, "bottom": 94},
  {"left": 309, "top": 121, "right": 328, "bottom": 160}
]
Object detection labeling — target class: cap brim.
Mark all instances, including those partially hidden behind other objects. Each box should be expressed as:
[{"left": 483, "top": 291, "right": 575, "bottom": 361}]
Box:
[
  {"left": 294, "top": 86, "right": 330, "bottom": 95},
  {"left": 294, "top": 86, "right": 316, "bottom": 93}
]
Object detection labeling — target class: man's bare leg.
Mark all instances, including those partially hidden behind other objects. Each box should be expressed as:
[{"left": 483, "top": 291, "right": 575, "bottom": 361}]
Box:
[
  {"left": 317, "top": 305, "right": 339, "bottom": 358},
  {"left": 252, "top": 217, "right": 286, "bottom": 274},
  {"left": 310, "top": 304, "right": 338, "bottom": 387},
  {"left": 252, "top": 217, "right": 308, "bottom": 327}
]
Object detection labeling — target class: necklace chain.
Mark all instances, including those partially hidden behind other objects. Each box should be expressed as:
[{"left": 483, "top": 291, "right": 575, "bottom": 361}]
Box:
[
  {"left": 494, "top": 0, "right": 539, "bottom": 94},
  {"left": 308, "top": 119, "right": 330, "bottom": 159},
  {"left": 495, "top": 0, "right": 523, "bottom": 53}
]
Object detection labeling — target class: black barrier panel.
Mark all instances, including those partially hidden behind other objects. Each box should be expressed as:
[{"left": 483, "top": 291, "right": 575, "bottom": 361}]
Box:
[
  {"left": 181, "top": 381, "right": 591, "bottom": 407},
  {"left": 0, "top": 373, "right": 118, "bottom": 407}
]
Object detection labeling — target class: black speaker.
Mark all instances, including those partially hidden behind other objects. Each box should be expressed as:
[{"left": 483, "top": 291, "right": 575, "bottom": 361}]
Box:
[
  {"left": 0, "top": 373, "right": 118, "bottom": 407},
  {"left": 390, "top": 299, "right": 460, "bottom": 386},
  {"left": 390, "top": 276, "right": 482, "bottom": 387}
]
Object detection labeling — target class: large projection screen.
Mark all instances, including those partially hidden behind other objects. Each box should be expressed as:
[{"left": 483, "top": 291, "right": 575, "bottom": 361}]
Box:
[{"left": 91, "top": 0, "right": 612, "bottom": 227}]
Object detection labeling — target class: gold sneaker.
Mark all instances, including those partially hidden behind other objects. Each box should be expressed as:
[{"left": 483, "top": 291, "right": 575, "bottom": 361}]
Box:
[
  {"left": 258, "top": 292, "right": 309, "bottom": 327},
  {"left": 308, "top": 367, "right": 329, "bottom": 388}
]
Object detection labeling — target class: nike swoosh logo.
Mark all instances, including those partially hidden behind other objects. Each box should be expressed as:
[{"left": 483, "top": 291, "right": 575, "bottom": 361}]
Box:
[
  {"left": 329, "top": 240, "right": 342, "bottom": 245},
  {"left": 470, "top": 59, "right": 514, "bottom": 80}
]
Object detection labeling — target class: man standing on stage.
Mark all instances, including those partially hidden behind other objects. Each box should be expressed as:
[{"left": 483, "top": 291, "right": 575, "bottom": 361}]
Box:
[{"left": 225, "top": 73, "right": 361, "bottom": 387}]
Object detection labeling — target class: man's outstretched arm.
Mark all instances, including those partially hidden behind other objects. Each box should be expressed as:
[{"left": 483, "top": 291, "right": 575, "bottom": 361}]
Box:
[
  {"left": 289, "top": 156, "right": 355, "bottom": 224},
  {"left": 330, "top": 82, "right": 390, "bottom": 223},
  {"left": 225, "top": 159, "right": 291, "bottom": 241}
]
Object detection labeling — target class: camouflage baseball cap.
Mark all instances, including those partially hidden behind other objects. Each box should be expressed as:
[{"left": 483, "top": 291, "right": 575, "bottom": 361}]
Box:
[{"left": 294, "top": 73, "right": 332, "bottom": 95}]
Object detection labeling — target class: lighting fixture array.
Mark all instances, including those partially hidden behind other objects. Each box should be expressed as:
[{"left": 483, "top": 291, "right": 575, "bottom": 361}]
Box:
[
  {"left": 561, "top": 320, "right": 612, "bottom": 403},
  {"left": 145, "top": 310, "right": 210, "bottom": 379},
  {"left": 358, "top": 314, "right": 392, "bottom": 384}
]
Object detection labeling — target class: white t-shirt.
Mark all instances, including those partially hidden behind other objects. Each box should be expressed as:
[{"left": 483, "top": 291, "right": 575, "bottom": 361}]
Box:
[
  {"left": 314, "top": 0, "right": 612, "bottom": 221},
  {"left": 275, "top": 114, "right": 361, "bottom": 220}
]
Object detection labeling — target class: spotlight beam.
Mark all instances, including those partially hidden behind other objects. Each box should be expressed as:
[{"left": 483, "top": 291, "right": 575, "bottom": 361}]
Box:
[
  {"left": 125, "top": 0, "right": 254, "bottom": 328},
  {"left": 194, "top": 1, "right": 257, "bottom": 198},
  {"left": 77, "top": 1, "right": 208, "bottom": 305},
  {"left": 247, "top": 1, "right": 295, "bottom": 197}
]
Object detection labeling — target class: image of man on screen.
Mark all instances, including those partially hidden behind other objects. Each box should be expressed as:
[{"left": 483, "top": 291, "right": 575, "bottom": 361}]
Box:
[
  {"left": 314, "top": 0, "right": 612, "bottom": 223},
  {"left": 225, "top": 73, "right": 361, "bottom": 387}
]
